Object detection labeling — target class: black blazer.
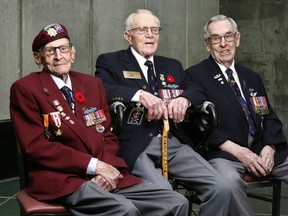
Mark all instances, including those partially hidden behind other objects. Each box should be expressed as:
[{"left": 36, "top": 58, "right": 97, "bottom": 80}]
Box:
[
  {"left": 185, "top": 55, "right": 288, "bottom": 165},
  {"left": 95, "top": 47, "right": 203, "bottom": 170}
]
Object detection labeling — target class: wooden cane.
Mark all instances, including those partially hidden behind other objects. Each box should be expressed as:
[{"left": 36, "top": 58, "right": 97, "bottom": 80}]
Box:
[{"left": 161, "top": 118, "right": 169, "bottom": 179}]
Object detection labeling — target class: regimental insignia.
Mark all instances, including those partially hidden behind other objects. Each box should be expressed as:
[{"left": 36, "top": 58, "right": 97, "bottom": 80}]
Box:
[
  {"left": 250, "top": 96, "right": 269, "bottom": 115},
  {"left": 127, "top": 103, "right": 145, "bottom": 125},
  {"left": 96, "top": 124, "right": 105, "bottom": 133},
  {"left": 47, "top": 28, "right": 58, "bottom": 37}
]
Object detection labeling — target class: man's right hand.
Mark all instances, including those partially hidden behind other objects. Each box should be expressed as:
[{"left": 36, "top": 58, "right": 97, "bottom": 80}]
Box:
[
  {"left": 93, "top": 160, "right": 123, "bottom": 190},
  {"left": 219, "top": 140, "right": 267, "bottom": 177},
  {"left": 139, "top": 91, "right": 168, "bottom": 121}
]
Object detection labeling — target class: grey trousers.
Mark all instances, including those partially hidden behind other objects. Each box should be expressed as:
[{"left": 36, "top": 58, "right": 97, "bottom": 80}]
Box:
[
  {"left": 59, "top": 180, "right": 189, "bottom": 216},
  {"left": 209, "top": 156, "right": 288, "bottom": 216},
  {"left": 132, "top": 136, "right": 232, "bottom": 216}
]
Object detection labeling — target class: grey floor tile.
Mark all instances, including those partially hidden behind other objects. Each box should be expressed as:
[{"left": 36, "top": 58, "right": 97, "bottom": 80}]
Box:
[
  {"left": 0, "top": 177, "right": 20, "bottom": 197},
  {"left": 0, "top": 198, "right": 20, "bottom": 216}
]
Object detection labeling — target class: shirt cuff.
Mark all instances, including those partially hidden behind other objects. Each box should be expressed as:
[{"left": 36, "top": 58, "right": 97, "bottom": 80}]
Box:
[
  {"left": 87, "top": 157, "right": 98, "bottom": 175},
  {"left": 131, "top": 90, "right": 143, "bottom": 102}
]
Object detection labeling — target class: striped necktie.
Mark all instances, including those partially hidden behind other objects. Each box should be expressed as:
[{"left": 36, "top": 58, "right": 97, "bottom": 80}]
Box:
[
  {"left": 145, "top": 60, "right": 158, "bottom": 96},
  {"left": 60, "top": 86, "right": 74, "bottom": 111},
  {"left": 225, "top": 68, "right": 256, "bottom": 135}
]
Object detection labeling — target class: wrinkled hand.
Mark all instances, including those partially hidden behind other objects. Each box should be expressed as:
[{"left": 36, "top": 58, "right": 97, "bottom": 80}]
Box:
[
  {"left": 93, "top": 160, "right": 123, "bottom": 190},
  {"left": 91, "top": 175, "right": 113, "bottom": 191},
  {"left": 237, "top": 147, "right": 267, "bottom": 177},
  {"left": 258, "top": 145, "right": 275, "bottom": 175},
  {"left": 167, "top": 97, "right": 189, "bottom": 123},
  {"left": 139, "top": 91, "right": 167, "bottom": 121},
  {"left": 220, "top": 140, "right": 266, "bottom": 177}
]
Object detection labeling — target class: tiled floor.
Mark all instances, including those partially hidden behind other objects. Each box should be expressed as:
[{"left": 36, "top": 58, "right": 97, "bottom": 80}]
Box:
[{"left": 0, "top": 176, "right": 287, "bottom": 216}]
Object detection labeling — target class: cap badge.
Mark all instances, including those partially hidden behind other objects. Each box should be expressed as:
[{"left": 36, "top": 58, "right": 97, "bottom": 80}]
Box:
[{"left": 47, "top": 28, "right": 58, "bottom": 37}]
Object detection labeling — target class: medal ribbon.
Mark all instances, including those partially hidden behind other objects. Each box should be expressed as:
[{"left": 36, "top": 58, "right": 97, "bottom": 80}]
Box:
[{"left": 50, "top": 111, "right": 61, "bottom": 128}]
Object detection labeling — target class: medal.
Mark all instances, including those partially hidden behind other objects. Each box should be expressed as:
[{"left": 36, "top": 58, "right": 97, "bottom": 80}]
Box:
[
  {"left": 42, "top": 114, "right": 51, "bottom": 138},
  {"left": 83, "top": 107, "right": 106, "bottom": 127},
  {"left": 55, "top": 128, "right": 62, "bottom": 136},
  {"left": 50, "top": 111, "right": 62, "bottom": 136},
  {"left": 158, "top": 89, "right": 184, "bottom": 105},
  {"left": 250, "top": 96, "right": 269, "bottom": 115}
]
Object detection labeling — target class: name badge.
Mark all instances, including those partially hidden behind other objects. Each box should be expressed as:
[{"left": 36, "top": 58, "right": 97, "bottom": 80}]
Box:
[{"left": 123, "top": 71, "right": 142, "bottom": 79}]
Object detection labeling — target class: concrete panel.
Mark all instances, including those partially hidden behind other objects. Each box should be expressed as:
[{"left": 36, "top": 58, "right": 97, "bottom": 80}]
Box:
[
  {"left": 21, "top": 0, "right": 91, "bottom": 75},
  {"left": 0, "top": 0, "right": 219, "bottom": 121},
  {"left": 0, "top": 0, "right": 19, "bottom": 120},
  {"left": 187, "top": 0, "right": 219, "bottom": 69},
  {"left": 146, "top": 0, "right": 187, "bottom": 65},
  {"left": 92, "top": 0, "right": 145, "bottom": 69}
]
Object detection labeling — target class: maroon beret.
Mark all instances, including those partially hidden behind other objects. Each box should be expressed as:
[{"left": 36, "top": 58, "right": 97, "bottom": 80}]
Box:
[{"left": 32, "top": 23, "right": 70, "bottom": 52}]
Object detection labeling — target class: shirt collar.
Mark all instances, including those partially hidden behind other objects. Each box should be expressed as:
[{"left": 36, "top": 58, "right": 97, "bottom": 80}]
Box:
[
  {"left": 216, "top": 60, "right": 236, "bottom": 79},
  {"left": 50, "top": 74, "right": 72, "bottom": 90},
  {"left": 130, "top": 46, "right": 154, "bottom": 66}
]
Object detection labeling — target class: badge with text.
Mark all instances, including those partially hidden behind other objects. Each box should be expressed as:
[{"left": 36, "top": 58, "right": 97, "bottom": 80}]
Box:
[
  {"left": 50, "top": 111, "right": 62, "bottom": 136},
  {"left": 158, "top": 89, "right": 184, "bottom": 105},
  {"left": 123, "top": 71, "right": 142, "bottom": 79},
  {"left": 127, "top": 103, "right": 145, "bottom": 125},
  {"left": 250, "top": 96, "right": 269, "bottom": 115}
]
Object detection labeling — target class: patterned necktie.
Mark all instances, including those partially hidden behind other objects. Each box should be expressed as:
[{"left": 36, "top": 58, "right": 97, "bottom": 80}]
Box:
[
  {"left": 145, "top": 60, "right": 158, "bottom": 96},
  {"left": 60, "top": 86, "right": 74, "bottom": 111},
  {"left": 225, "top": 68, "right": 256, "bottom": 135}
]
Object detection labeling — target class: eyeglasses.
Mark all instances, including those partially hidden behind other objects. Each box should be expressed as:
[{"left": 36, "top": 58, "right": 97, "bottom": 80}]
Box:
[
  {"left": 128, "top": 27, "right": 162, "bottom": 35},
  {"left": 41, "top": 43, "right": 73, "bottom": 55},
  {"left": 208, "top": 33, "right": 236, "bottom": 44}
]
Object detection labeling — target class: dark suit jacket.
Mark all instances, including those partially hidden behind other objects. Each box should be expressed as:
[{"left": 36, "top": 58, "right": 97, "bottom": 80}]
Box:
[
  {"left": 95, "top": 47, "right": 203, "bottom": 170},
  {"left": 10, "top": 70, "right": 140, "bottom": 201},
  {"left": 185, "top": 55, "right": 288, "bottom": 165}
]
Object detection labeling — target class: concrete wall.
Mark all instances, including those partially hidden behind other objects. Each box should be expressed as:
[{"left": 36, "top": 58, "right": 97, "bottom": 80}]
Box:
[
  {"left": 220, "top": 0, "right": 288, "bottom": 136},
  {"left": 0, "top": 0, "right": 218, "bottom": 121}
]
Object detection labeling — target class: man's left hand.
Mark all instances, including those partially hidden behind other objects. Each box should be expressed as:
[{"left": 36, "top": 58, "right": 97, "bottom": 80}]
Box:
[
  {"left": 167, "top": 97, "right": 189, "bottom": 123},
  {"left": 258, "top": 145, "right": 275, "bottom": 175}
]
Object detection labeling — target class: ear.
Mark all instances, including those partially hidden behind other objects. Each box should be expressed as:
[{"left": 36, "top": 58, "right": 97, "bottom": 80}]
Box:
[
  {"left": 33, "top": 52, "right": 42, "bottom": 66},
  {"left": 204, "top": 40, "right": 211, "bottom": 52},
  {"left": 71, "top": 46, "right": 76, "bottom": 63},
  {"left": 124, "top": 31, "right": 133, "bottom": 45},
  {"left": 235, "top": 32, "right": 241, "bottom": 47}
]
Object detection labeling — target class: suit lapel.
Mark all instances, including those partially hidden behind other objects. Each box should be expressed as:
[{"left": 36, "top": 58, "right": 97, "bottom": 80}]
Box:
[
  {"left": 39, "top": 71, "right": 91, "bottom": 150},
  {"left": 206, "top": 57, "right": 247, "bottom": 118},
  {"left": 122, "top": 48, "right": 150, "bottom": 91}
]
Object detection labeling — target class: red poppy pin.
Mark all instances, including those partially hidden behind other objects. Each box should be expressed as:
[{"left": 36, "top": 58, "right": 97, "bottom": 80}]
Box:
[
  {"left": 167, "top": 75, "right": 175, "bottom": 83},
  {"left": 75, "top": 92, "right": 85, "bottom": 103}
]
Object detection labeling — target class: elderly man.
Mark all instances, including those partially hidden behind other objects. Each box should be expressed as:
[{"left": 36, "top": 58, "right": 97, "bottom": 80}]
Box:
[
  {"left": 185, "top": 15, "right": 288, "bottom": 215},
  {"left": 95, "top": 9, "right": 232, "bottom": 216},
  {"left": 10, "top": 23, "right": 191, "bottom": 216}
]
